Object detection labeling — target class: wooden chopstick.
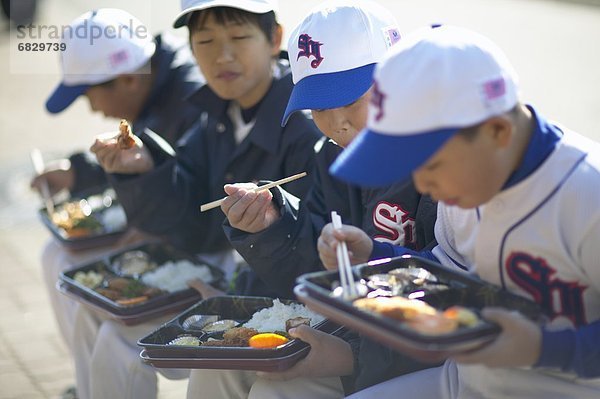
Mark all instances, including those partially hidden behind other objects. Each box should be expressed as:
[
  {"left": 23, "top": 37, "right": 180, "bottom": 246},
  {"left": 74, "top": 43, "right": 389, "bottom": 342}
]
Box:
[
  {"left": 30, "top": 149, "right": 55, "bottom": 215},
  {"left": 331, "top": 211, "right": 358, "bottom": 299},
  {"left": 200, "top": 172, "right": 308, "bottom": 212}
]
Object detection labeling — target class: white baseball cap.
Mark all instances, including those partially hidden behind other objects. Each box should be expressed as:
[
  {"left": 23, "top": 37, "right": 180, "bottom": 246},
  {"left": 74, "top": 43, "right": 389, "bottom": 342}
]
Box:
[
  {"left": 46, "top": 9, "right": 156, "bottom": 114},
  {"left": 173, "top": 0, "right": 278, "bottom": 28},
  {"left": 282, "top": 0, "right": 400, "bottom": 126},
  {"left": 331, "top": 25, "right": 520, "bottom": 187}
]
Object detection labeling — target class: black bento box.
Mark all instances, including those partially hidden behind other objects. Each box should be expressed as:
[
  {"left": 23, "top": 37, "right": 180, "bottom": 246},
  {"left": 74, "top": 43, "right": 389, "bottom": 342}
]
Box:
[
  {"left": 58, "top": 241, "right": 224, "bottom": 325},
  {"left": 39, "top": 187, "right": 128, "bottom": 251},
  {"left": 138, "top": 296, "right": 343, "bottom": 371},
  {"left": 295, "top": 255, "right": 543, "bottom": 356}
]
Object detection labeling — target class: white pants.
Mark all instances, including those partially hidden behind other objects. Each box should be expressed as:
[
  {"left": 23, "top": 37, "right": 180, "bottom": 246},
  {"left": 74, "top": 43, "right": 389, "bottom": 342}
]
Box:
[
  {"left": 347, "top": 360, "right": 600, "bottom": 399},
  {"left": 187, "top": 369, "right": 344, "bottom": 399},
  {"left": 346, "top": 363, "right": 455, "bottom": 399},
  {"left": 67, "top": 249, "right": 237, "bottom": 399},
  {"left": 41, "top": 238, "right": 117, "bottom": 351},
  {"left": 72, "top": 311, "right": 189, "bottom": 399}
]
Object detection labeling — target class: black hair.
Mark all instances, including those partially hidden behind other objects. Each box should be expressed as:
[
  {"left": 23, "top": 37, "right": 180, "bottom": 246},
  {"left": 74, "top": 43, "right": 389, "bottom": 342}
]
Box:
[
  {"left": 187, "top": 7, "right": 278, "bottom": 43},
  {"left": 456, "top": 105, "right": 519, "bottom": 141}
]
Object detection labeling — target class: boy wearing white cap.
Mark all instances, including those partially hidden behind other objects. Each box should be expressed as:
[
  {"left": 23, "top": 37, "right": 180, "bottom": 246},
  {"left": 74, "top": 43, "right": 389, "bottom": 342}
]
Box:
[
  {"left": 30, "top": 8, "right": 205, "bottom": 399},
  {"left": 33, "top": 8, "right": 203, "bottom": 197},
  {"left": 323, "top": 25, "right": 600, "bottom": 398},
  {"left": 83, "top": 1, "right": 321, "bottom": 398},
  {"left": 192, "top": 1, "right": 437, "bottom": 398}
]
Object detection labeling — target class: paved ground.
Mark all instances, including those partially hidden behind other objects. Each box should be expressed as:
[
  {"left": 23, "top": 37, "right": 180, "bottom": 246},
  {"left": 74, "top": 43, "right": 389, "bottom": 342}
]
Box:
[{"left": 0, "top": 0, "right": 599, "bottom": 398}]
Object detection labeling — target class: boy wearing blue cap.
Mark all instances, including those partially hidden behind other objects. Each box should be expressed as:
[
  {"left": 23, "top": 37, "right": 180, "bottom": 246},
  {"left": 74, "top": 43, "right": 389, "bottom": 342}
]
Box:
[
  {"left": 189, "top": 2, "right": 437, "bottom": 398},
  {"left": 323, "top": 25, "right": 600, "bottom": 398},
  {"left": 31, "top": 8, "right": 205, "bottom": 398},
  {"left": 33, "top": 8, "right": 203, "bottom": 197},
  {"left": 82, "top": 1, "right": 322, "bottom": 398},
  {"left": 221, "top": 0, "right": 434, "bottom": 311}
]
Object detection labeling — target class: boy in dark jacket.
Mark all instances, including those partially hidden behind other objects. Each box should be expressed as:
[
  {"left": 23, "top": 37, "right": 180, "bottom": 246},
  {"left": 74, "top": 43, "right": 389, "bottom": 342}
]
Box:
[
  {"left": 32, "top": 8, "right": 206, "bottom": 399},
  {"left": 84, "top": 1, "right": 322, "bottom": 398},
  {"left": 206, "top": 1, "right": 438, "bottom": 397}
]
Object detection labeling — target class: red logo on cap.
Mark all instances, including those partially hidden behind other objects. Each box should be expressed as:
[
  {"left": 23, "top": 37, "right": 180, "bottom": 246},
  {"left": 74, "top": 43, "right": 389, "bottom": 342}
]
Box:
[
  {"left": 371, "top": 81, "right": 386, "bottom": 122},
  {"left": 483, "top": 78, "right": 505, "bottom": 100},
  {"left": 297, "top": 34, "right": 324, "bottom": 69},
  {"left": 109, "top": 50, "right": 129, "bottom": 67}
]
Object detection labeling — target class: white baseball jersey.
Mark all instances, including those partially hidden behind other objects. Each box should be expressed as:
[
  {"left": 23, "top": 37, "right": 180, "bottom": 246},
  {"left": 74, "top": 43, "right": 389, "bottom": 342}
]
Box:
[{"left": 432, "top": 129, "right": 600, "bottom": 397}]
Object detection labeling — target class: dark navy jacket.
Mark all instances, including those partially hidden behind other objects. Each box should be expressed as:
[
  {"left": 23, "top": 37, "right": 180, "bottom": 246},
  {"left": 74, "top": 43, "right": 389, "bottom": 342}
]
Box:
[
  {"left": 69, "top": 33, "right": 204, "bottom": 194},
  {"left": 224, "top": 138, "right": 437, "bottom": 298},
  {"left": 223, "top": 137, "right": 437, "bottom": 393},
  {"left": 109, "top": 61, "right": 322, "bottom": 289}
]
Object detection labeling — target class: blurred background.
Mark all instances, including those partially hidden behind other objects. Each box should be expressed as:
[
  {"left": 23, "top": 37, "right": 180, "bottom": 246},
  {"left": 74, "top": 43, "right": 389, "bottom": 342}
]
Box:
[{"left": 0, "top": 0, "right": 599, "bottom": 398}]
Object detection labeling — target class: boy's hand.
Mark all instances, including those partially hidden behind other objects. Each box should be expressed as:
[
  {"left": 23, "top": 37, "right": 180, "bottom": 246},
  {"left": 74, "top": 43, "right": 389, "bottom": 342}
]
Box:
[
  {"left": 90, "top": 132, "right": 153, "bottom": 174},
  {"left": 30, "top": 158, "right": 74, "bottom": 195},
  {"left": 317, "top": 223, "right": 373, "bottom": 270},
  {"left": 256, "top": 325, "right": 353, "bottom": 380},
  {"left": 450, "top": 308, "right": 542, "bottom": 368},
  {"left": 221, "top": 183, "right": 280, "bottom": 233}
]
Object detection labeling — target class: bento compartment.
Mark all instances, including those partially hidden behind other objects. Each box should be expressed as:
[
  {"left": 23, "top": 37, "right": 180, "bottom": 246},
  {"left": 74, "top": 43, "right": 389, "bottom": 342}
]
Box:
[
  {"left": 296, "top": 255, "right": 543, "bottom": 351},
  {"left": 58, "top": 242, "right": 230, "bottom": 317},
  {"left": 38, "top": 186, "right": 127, "bottom": 250},
  {"left": 60, "top": 256, "right": 166, "bottom": 312},
  {"left": 138, "top": 296, "right": 338, "bottom": 360},
  {"left": 107, "top": 242, "right": 225, "bottom": 292}
]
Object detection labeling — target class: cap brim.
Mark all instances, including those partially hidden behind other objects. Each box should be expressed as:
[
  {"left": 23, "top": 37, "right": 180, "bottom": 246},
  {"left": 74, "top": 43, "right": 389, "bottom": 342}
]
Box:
[
  {"left": 173, "top": 0, "right": 276, "bottom": 28},
  {"left": 45, "top": 83, "right": 90, "bottom": 114},
  {"left": 282, "top": 63, "right": 375, "bottom": 126},
  {"left": 330, "top": 127, "right": 458, "bottom": 187}
]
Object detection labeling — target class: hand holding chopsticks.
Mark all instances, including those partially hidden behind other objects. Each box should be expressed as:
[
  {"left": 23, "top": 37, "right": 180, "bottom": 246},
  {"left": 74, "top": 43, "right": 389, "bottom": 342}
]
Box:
[
  {"left": 30, "top": 148, "right": 55, "bottom": 215},
  {"left": 200, "top": 172, "right": 307, "bottom": 212},
  {"left": 331, "top": 211, "right": 358, "bottom": 300}
]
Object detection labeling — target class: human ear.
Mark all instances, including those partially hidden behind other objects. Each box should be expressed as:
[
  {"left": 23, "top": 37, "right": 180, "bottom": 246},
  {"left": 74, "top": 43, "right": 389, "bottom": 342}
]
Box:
[
  {"left": 270, "top": 24, "right": 283, "bottom": 57},
  {"left": 484, "top": 116, "right": 513, "bottom": 149}
]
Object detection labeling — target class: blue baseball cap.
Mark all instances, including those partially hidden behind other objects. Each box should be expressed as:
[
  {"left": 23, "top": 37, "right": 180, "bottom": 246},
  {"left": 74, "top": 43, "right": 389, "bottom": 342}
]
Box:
[
  {"left": 282, "top": 0, "right": 400, "bottom": 126},
  {"left": 330, "top": 25, "right": 520, "bottom": 187}
]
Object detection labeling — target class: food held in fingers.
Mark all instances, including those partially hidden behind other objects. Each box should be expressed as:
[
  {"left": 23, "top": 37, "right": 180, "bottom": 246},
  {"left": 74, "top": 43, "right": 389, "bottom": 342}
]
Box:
[{"left": 117, "top": 119, "right": 135, "bottom": 149}]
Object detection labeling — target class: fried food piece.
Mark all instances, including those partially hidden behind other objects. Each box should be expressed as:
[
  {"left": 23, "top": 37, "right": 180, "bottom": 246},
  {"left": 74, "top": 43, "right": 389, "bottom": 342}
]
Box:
[
  {"left": 222, "top": 327, "right": 259, "bottom": 347},
  {"left": 285, "top": 317, "right": 311, "bottom": 332},
  {"left": 354, "top": 296, "right": 437, "bottom": 320},
  {"left": 200, "top": 327, "right": 259, "bottom": 347},
  {"left": 51, "top": 201, "right": 103, "bottom": 237},
  {"left": 117, "top": 119, "right": 135, "bottom": 150},
  {"left": 95, "top": 287, "right": 121, "bottom": 301},
  {"left": 106, "top": 277, "right": 131, "bottom": 291}
]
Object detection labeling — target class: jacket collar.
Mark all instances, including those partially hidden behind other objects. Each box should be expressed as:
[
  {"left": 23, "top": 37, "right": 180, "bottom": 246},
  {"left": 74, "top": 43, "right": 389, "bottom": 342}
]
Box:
[{"left": 188, "top": 60, "right": 292, "bottom": 155}]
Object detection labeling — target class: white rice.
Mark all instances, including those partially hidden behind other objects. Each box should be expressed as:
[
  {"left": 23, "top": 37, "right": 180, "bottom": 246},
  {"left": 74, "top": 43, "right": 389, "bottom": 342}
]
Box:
[
  {"left": 141, "top": 260, "right": 213, "bottom": 293},
  {"left": 101, "top": 205, "right": 127, "bottom": 232},
  {"left": 243, "top": 299, "right": 324, "bottom": 333}
]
